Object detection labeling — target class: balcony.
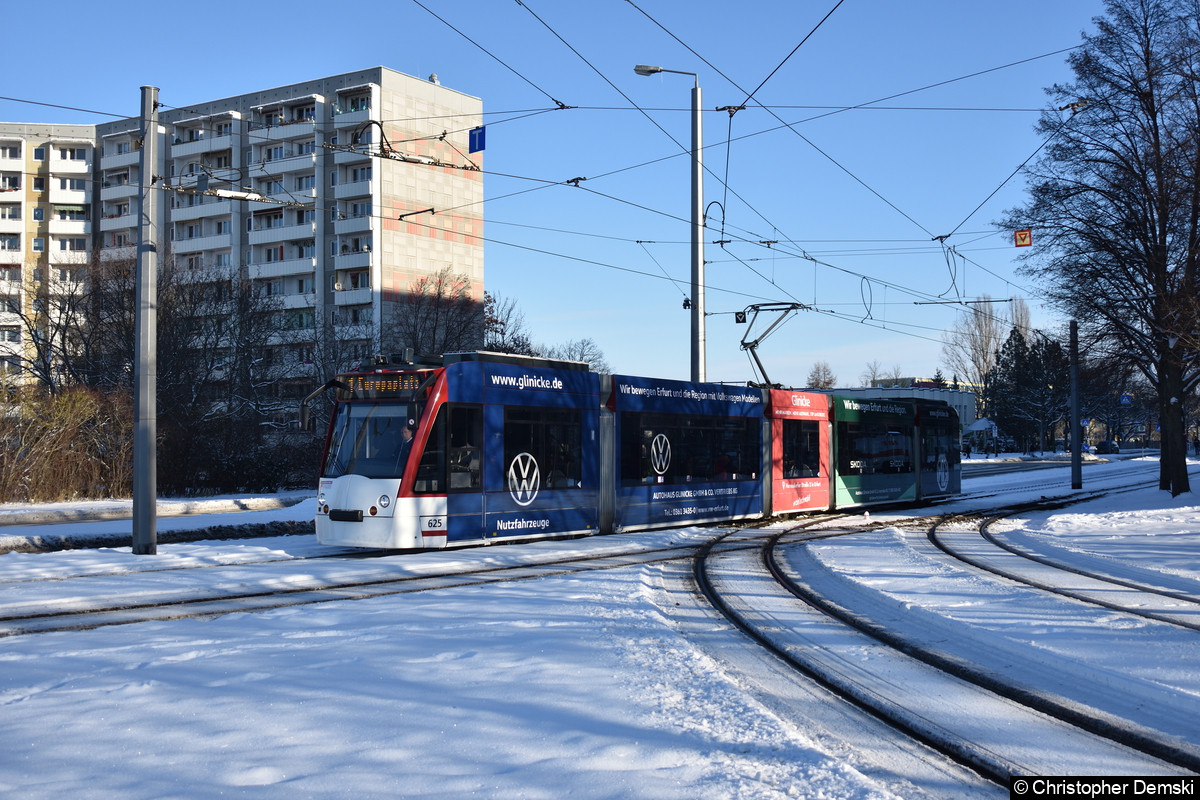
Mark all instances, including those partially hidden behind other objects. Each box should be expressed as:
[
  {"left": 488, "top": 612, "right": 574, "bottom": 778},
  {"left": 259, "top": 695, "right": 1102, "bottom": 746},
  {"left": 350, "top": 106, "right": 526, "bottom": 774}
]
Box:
[
  {"left": 49, "top": 249, "right": 91, "bottom": 265},
  {"left": 171, "top": 134, "right": 234, "bottom": 159},
  {"left": 172, "top": 232, "right": 232, "bottom": 254},
  {"left": 257, "top": 119, "right": 317, "bottom": 142},
  {"left": 331, "top": 107, "right": 371, "bottom": 127},
  {"left": 171, "top": 198, "right": 232, "bottom": 223},
  {"left": 99, "top": 213, "right": 138, "bottom": 232},
  {"left": 100, "top": 150, "right": 139, "bottom": 170},
  {"left": 333, "top": 249, "right": 371, "bottom": 270},
  {"left": 51, "top": 158, "right": 91, "bottom": 175},
  {"left": 0, "top": 250, "right": 21, "bottom": 265},
  {"left": 334, "top": 147, "right": 372, "bottom": 165},
  {"left": 249, "top": 221, "right": 314, "bottom": 245},
  {"left": 332, "top": 286, "right": 373, "bottom": 306},
  {"left": 248, "top": 257, "right": 316, "bottom": 280},
  {"left": 333, "top": 180, "right": 371, "bottom": 200},
  {"left": 99, "top": 245, "right": 137, "bottom": 261},
  {"left": 48, "top": 186, "right": 87, "bottom": 205},
  {"left": 278, "top": 292, "right": 317, "bottom": 310},
  {"left": 101, "top": 182, "right": 138, "bottom": 202},
  {"left": 334, "top": 215, "right": 373, "bottom": 235},
  {"left": 249, "top": 152, "right": 316, "bottom": 177},
  {"left": 48, "top": 219, "right": 90, "bottom": 236},
  {"left": 0, "top": 218, "right": 20, "bottom": 235}
]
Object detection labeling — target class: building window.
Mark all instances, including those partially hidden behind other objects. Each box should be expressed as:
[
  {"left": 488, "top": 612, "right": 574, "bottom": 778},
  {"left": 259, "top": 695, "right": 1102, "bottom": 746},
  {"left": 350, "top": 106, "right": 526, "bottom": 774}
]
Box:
[
  {"left": 58, "top": 178, "right": 85, "bottom": 191},
  {"left": 58, "top": 237, "right": 86, "bottom": 251},
  {"left": 215, "top": 122, "right": 233, "bottom": 136},
  {"left": 0, "top": 236, "right": 19, "bottom": 251},
  {"left": 350, "top": 201, "right": 371, "bottom": 218},
  {"left": 32, "top": 237, "right": 44, "bottom": 252},
  {"left": 0, "top": 326, "right": 18, "bottom": 343},
  {"left": 0, "top": 145, "right": 18, "bottom": 159},
  {"left": 350, "top": 166, "right": 372, "bottom": 183},
  {"left": 59, "top": 148, "right": 87, "bottom": 161},
  {"left": 32, "top": 178, "right": 44, "bottom": 191},
  {"left": 33, "top": 147, "right": 45, "bottom": 160},
  {"left": 0, "top": 205, "right": 19, "bottom": 220}
]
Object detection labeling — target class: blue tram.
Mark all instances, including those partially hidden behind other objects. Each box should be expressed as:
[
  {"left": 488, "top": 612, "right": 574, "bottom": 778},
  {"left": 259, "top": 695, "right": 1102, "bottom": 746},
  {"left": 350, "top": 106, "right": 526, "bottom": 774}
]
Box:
[{"left": 313, "top": 351, "right": 960, "bottom": 549}]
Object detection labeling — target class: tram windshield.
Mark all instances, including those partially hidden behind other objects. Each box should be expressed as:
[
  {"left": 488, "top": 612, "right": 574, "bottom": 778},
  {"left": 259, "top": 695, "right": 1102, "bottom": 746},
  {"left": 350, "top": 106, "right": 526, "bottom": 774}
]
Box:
[{"left": 323, "top": 401, "right": 421, "bottom": 479}]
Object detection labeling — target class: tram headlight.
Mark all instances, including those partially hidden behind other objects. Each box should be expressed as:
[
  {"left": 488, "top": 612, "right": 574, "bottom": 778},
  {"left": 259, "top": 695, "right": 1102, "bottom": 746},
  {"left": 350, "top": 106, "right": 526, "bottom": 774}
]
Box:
[{"left": 378, "top": 494, "right": 391, "bottom": 509}]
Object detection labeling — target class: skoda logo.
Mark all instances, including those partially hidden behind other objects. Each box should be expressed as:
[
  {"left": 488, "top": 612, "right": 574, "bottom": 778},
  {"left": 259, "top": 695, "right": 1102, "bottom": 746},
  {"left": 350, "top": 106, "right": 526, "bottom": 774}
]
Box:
[
  {"left": 650, "top": 433, "right": 672, "bottom": 475},
  {"left": 507, "top": 452, "right": 541, "bottom": 506}
]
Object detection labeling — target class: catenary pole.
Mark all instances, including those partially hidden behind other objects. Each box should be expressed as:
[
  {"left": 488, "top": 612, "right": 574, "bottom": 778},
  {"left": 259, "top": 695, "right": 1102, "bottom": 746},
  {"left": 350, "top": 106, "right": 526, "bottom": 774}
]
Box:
[
  {"left": 689, "top": 77, "right": 705, "bottom": 382},
  {"left": 133, "top": 86, "right": 159, "bottom": 555}
]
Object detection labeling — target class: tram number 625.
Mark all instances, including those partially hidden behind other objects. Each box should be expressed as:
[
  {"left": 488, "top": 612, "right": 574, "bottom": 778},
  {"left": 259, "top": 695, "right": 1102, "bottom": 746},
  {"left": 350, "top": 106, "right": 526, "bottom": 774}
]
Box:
[{"left": 420, "top": 516, "right": 447, "bottom": 532}]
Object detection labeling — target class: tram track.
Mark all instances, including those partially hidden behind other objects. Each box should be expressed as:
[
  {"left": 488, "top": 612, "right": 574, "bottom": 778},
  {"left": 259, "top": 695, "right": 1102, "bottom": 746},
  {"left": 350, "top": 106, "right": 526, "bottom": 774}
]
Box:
[
  {"left": 690, "top": 493, "right": 1200, "bottom": 783},
  {"left": 0, "top": 535, "right": 747, "bottom": 638}
]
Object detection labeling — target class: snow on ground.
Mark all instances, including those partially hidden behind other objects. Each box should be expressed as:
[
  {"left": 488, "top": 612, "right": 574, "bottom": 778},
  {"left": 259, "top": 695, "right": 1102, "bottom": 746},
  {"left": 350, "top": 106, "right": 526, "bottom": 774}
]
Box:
[{"left": 0, "top": 456, "right": 1195, "bottom": 798}]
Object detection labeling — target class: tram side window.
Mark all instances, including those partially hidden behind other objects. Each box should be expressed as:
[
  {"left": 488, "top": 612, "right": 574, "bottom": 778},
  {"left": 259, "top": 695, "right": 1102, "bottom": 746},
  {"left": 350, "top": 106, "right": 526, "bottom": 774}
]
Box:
[
  {"left": 413, "top": 404, "right": 484, "bottom": 494},
  {"left": 413, "top": 409, "right": 447, "bottom": 494},
  {"left": 503, "top": 407, "right": 583, "bottom": 489},
  {"left": 781, "top": 419, "right": 821, "bottom": 477},
  {"left": 619, "top": 412, "right": 760, "bottom": 486},
  {"left": 837, "top": 421, "right": 913, "bottom": 476},
  {"left": 448, "top": 405, "right": 482, "bottom": 490}
]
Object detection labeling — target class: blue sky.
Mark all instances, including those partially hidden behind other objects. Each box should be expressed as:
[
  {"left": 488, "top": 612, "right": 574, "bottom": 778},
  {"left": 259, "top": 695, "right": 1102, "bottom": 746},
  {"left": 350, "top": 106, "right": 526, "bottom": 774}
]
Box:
[{"left": 3, "top": 0, "right": 1104, "bottom": 385}]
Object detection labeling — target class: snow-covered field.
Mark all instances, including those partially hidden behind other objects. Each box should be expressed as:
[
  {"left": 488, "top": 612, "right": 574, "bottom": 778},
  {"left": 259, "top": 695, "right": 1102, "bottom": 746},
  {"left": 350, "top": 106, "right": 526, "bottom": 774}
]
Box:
[{"left": 0, "top": 457, "right": 1196, "bottom": 799}]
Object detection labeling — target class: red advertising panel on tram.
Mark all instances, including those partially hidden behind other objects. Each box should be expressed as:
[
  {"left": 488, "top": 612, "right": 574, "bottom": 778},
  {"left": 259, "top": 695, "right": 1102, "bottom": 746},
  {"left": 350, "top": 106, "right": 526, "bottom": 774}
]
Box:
[{"left": 768, "top": 389, "right": 831, "bottom": 514}]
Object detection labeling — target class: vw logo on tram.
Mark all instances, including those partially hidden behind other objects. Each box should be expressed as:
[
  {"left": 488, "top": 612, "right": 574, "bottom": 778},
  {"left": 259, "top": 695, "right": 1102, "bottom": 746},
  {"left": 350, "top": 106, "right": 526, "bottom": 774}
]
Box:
[
  {"left": 507, "top": 452, "right": 541, "bottom": 506},
  {"left": 650, "top": 433, "right": 672, "bottom": 475}
]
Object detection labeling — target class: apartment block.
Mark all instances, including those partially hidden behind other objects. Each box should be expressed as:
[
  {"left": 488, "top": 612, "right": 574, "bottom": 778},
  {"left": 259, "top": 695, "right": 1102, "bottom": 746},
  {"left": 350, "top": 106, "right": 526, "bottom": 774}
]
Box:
[{"left": 0, "top": 66, "right": 484, "bottom": 385}]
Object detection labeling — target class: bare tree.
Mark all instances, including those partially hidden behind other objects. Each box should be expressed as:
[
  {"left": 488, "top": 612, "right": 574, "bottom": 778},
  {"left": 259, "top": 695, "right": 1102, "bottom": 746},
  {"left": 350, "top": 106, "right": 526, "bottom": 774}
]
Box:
[
  {"left": 940, "top": 295, "right": 1009, "bottom": 410},
  {"left": 860, "top": 360, "right": 883, "bottom": 387},
  {"left": 806, "top": 361, "right": 837, "bottom": 389},
  {"left": 540, "top": 338, "right": 612, "bottom": 373},
  {"left": 881, "top": 364, "right": 907, "bottom": 387},
  {"left": 387, "top": 267, "right": 484, "bottom": 357}
]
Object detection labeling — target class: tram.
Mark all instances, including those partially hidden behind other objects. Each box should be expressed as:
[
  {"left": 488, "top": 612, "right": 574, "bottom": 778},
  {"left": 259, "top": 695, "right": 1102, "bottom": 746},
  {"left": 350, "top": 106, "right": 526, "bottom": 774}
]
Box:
[{"left": 311, "top": 351, "right": 960, "bottom": 549}]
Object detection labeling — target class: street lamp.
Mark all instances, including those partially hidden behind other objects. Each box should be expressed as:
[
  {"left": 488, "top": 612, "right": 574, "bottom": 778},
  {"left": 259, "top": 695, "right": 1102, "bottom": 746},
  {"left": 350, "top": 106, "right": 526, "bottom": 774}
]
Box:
[{"left": 634, "top": 64, "right": 705, "bottom": 382}]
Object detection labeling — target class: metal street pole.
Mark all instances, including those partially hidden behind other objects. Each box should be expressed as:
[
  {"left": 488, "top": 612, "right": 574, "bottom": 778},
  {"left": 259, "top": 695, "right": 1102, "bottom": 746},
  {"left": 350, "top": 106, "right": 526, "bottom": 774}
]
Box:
[
  {"left": 1070, "top": 319, "right": 1082, "bottom": 489},
  {"left": 634, "top": 65, "right": 705, "bottom": 381},
  {"left": 133, "top": 86, "right": 159, "bottom": 555}
]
